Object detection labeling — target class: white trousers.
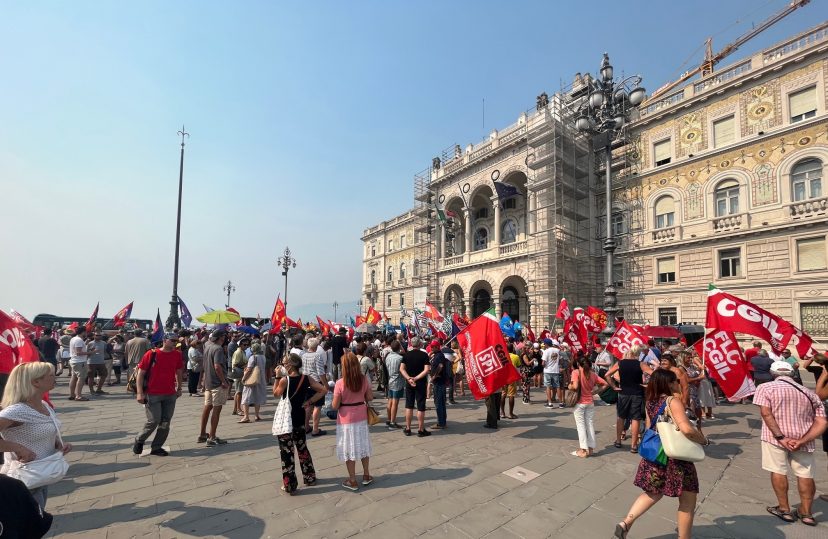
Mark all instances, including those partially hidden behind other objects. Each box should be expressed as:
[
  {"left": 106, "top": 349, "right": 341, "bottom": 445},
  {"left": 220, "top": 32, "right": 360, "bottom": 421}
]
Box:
[{"left": 573, "top": 403, "right": 596, "bottom": 450}]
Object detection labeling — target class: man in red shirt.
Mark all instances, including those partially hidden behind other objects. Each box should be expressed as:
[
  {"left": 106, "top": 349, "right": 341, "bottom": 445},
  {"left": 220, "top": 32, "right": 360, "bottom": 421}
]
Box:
[{"left": 133, "top": 333, "right": 184, "bottom": 456}]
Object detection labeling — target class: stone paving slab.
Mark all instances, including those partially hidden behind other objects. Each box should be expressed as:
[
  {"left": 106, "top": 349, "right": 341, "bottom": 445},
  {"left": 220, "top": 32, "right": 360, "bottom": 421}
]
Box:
[{"left": 37, "top": 376, "right": 828, "bottom": 538}]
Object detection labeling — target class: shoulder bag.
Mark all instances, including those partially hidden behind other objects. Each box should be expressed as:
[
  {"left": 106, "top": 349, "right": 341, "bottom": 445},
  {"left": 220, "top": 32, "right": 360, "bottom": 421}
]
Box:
[
  {"left": 127, "top": 351, "right": 156, "bottom": 394},
  {"left": 242, "top": 361, "right": 261, "bottom": 387},
  {"left": 639, "top": 400, "right": 668, "bottom": 466},
  {"left": 272, "top": 375, "right": 304, "bottom": 436},
  {"left": 564, "top": 369, "right": 582, "bottom": 407},
  {"left": 0, "top": 405, "right": 70, "bottom": 489},
  {"left": 657, "top": 396, "right": 706, "bottom": 463}
]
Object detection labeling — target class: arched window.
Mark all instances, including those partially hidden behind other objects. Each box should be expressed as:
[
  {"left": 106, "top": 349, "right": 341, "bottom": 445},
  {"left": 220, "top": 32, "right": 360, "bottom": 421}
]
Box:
[
  {"left": 472, "top": 289, "right": 492, "bottom": 318},
  {"left": 792, "top": 159, "right": 822, "bottom": 202},
  {"left": 370, "top": 270, "right": 376, "bottom": 284},
  {"left": 387, "top": 267, "right": 393, "bottom": 282},
  {"left": 611, "top": 212, "right": 625, "bottom": 235},
  {"left": 501, "top": 286, "right": 519, "bottom": 321},
  {"left": 654, "top": 196, "right": 676, "bottom": 229},
  {"left": 714, "top": 179, "right": 740, "bottom": 216},
  {"left": 400, "top": 262, "right": 406, "bottom": 279},
  {"left": 501, "top": 219, "right": 518, "bottom": 244},
  {"left": 474, "top": 207, "right": 489, "bottom": 220},
  {"left": 474, "top": 228, "right": 488, "bottom": 251}
]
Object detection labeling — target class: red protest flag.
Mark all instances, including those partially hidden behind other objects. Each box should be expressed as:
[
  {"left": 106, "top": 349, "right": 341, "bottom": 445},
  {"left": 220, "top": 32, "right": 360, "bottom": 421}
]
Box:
[
  {"left": 606, "top": 320, "right": 647, "bottom": 358},
  {"left": 556, "top": 297, "right": 571, "bottom": 320},
  {"left": 270, "top": 295, "right": 286, "bottom": 329},
  {"left": 423, "top": 301, "right": 444, "bottom": 322},
  {"left": 355, "top": 315, "right": 366, "bottom": 326},
  {"left": 452, "top": 313, "right": 469, "bottom": 332},
  {"left": 524, "top": 322, "right": 536, "bottom": 342},
  {"left": 0, "top": 309, "right": 41, "bottom": 374},
  {"left": 586, "top": 306, "right": 608, "bottom": 332},
  {"left": 705, "top": 285, "right": 795, "bottom": 354},
  {"left": 112, "top": 301, "right": 134, "bottom": 328},
  {"left": 85, "top": 302, "right": 100, "bottom": 333},
  {"left": 693, "top": 329, "right": 755, "bottom": 401},
  {"left": 316, "top": 316, "right": 331, "bottom": 336},
  {"left": 456, "top": 308, "right": 522, "bottom": 400},
  {"left": 563, "top": 316, "right": 588, "bottom": 353},
  {"left": 365, "top": 306, "right": 381, "bottom": 325},
  {"left": 285, "top": 316, "right": 302, "bottom": 329}
]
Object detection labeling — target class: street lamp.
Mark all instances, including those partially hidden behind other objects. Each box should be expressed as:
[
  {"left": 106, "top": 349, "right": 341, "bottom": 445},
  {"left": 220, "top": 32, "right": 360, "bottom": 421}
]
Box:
[
  {"left": 277, "top": 247, "right": 297, "bottom": 314},
  {"left": 223, "top": 280, "right": 236, "bottom": 309},
  {"left": 575, "top": 53, "right": 645, "bottom": 338},
  {"left": 165, "top": 126, "right": 189, "bottom": 330},
  {"left": 332, "top": 301, "right": 339, "bottom": 323}
]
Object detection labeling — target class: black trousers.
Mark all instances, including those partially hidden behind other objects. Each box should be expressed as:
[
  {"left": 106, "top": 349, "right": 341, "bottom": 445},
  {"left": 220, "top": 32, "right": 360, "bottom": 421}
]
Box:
[{"left": 485, "top": 393, "right": 501, "bottom": 427}]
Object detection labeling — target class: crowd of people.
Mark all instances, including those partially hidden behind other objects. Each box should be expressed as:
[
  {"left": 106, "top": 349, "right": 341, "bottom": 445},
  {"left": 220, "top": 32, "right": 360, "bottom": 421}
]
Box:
[{"left": 1, "top": 321, "right": 827, "bottom": 537}]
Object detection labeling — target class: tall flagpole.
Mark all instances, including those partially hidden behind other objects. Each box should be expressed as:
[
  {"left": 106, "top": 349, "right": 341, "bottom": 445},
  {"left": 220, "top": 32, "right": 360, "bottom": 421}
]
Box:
[{"left": 166, "top": 126, "right": 188, "bottom": 330}]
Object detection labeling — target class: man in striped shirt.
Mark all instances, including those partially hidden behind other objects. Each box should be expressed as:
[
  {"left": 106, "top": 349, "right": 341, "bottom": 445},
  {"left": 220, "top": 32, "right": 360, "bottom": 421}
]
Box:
[{"left": 753, "top": 360, "right": 827, "bottom": 526}]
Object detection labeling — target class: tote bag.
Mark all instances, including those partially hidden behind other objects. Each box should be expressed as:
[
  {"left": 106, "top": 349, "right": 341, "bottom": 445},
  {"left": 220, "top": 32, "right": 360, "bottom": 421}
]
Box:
[
  {"left": 271, "top": 376, "right": 304, "bottom": 436},
  {"left": 656, "top": 397, "right": 706, "bottom": 463},
  {"left": 1, "top": 406, "right": 69, "bottom": 489}
]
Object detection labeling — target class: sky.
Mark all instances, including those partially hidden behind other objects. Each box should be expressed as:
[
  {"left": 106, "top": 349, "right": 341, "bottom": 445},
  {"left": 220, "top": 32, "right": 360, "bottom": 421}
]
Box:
[{"left": 1, "top": 0, "right": 824, "bottom": 323}]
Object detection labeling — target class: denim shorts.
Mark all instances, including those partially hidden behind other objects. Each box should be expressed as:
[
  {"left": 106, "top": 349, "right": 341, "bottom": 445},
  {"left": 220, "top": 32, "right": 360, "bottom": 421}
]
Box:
[
  {"left": 543, "top": 373, "right": 561, "bottom": 388},
  {"left": 388, "top": 388, "right": 404, "bottom": 399}
]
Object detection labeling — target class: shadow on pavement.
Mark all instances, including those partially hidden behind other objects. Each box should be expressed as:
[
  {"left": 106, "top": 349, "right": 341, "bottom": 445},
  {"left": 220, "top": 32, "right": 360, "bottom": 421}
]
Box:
[
  {"left": 647, "top": 514, "right": 792, "bottom": 539},
  {"left": 63, "top": 430, "right": 129, "bottom": 443}
]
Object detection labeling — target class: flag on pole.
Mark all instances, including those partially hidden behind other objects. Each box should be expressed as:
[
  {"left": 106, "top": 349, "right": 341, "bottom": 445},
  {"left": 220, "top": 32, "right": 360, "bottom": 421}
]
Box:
[
  {"left": 705, "top": 284, "right": 795, "bottom": 353},
  {"left": 524, "top": 322, "right": 536, "bottom": 342},
  {"left": 556, "top": 297, "right": 570, "bottom": 320},
  {"left": 316, "top": 316, "right": 331, "bottom": 336},
  {"left": 179, "top": 298, "right": 193, "bottom": 327},
  {"left": 605, "top": 320, "right": 646, "bottom": 358},
  {"left": 456, "top": 308, "right": 522, "bottom": 400},
  {"left": 500, "top": 314, "right": 516, "bottom": 338},
  {"left": 365, "top": 306, "right": 381, "bottom": 325},
  {"left": 0, "top": 309, "right": 41, "bottom": 373},
  {"left": 286, "top": 316, "right": 301, "bottom": 329},
  {"left": 151, "top": 309, "right": 164, "bottom": 343},
  {"left": 112, "top": 301, "right": 134, "bottom": 328},
  {"left": 270, "top": 295, "right": 286, "bottom": 329},
  {"left": 423, "top": 301, "right": 444, "bottom": 322},
  {"left": 203, "top": 304, "right": 215, "bottom": 313},
  {"left": 85, "top": 302, "right": 100, "bottom": 332},
  {"left": 693, "top": 329, "right": 755, "bottom": 401},
  {"left": 493, "top": 181, "right": 520, "bottom": 207},
  {"left": 586, "top": 306, "right": 608, "bottom": 332}
]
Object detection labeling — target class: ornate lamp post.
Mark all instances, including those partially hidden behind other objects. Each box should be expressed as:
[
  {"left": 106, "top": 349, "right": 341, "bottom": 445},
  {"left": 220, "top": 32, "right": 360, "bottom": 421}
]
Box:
[
  {"left": 223, "top": 280, "right": 236, "bottom": 309},
  {"left": 332, "top": 301, "right": 339, "bottom": 323},
  {"left": 575, "top": 53, "right": 645, "bottom": 338},
  {"left": 165, "top": 126, "right": 189, "bottom": 330},
  {"left": 277, "top": 247, "right": 297, "bottom": 314}
]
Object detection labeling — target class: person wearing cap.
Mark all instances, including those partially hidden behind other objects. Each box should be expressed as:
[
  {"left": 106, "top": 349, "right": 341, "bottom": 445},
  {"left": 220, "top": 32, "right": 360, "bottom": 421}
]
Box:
[
  {"left": 132, "top": 333, "right": 184, "bottom": 457},
  {"left": 428, "top": 339, "right": 449, "bottom": 430},
  {"left": 753, "top": 360, "right": 827, "bottom": 526},
  {"left": 198, "top": 330, "right": 231, "bottom": 447}
]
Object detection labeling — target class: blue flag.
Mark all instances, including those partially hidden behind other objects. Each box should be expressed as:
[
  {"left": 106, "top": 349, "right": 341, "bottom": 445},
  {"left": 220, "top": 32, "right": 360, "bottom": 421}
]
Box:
[
  {"left": 151, "top": 309, "right": 164, "bottom": 343},
  {"left": 493, "top": 181, "right": 520, "bottom": 207},
  {"left": 179, "top": 297, "right": 192, "bottom": 327},
  {"left": 349, "top": 315, "right": 356, "bottom": 328},
  {"left": 513, "top": 320, "right": 524, "bottom": 333},
  {"left": 500, "top": 314, "right": 516, "bottom": 338}
]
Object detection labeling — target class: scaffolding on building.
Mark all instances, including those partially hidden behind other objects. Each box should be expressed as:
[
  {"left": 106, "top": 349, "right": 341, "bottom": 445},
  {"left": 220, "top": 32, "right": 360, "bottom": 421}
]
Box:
[{"left": 412, "top": 166, "right": 438, "bottom": 311}]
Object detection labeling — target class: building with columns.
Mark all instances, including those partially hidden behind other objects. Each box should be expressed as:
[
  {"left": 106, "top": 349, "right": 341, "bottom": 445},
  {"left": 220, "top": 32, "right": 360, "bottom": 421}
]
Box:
[{"left": 613, "top": 22, "right": 828, "bottom": 342}]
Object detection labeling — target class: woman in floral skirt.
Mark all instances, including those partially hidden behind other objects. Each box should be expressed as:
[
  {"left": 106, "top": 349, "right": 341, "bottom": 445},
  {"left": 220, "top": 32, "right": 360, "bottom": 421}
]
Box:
[{"left": 614, "top": 369, "right": 709, "bottom": 539}]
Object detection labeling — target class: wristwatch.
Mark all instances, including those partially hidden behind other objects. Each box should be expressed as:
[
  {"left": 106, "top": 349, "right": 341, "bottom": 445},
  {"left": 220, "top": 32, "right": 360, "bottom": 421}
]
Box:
[{"left": 774, "top": 434, "right": 785, "bottom": 441}]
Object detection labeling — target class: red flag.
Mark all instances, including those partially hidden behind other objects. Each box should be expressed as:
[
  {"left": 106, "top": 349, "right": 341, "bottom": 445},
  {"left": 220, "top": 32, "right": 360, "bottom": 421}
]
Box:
[
  {"left": 556, "top": 297, "right": 570, "bottom": 320},
  {"left": 693, "top": 329, "right": 755, "bottom": 401},
  {"left": 706, "top": 285, "right": 795, "bottom": 354},
  {"left": 423, "top": 301, "right": 444, "bottom": 322},
  {"left": 0, "top": 309, "right": 41, "bottom": 374},
  {"left": 365, "top": 306, "right": 381, "bottom": 325},
  {"left": 270, "top": 295, "right": 286, "bottom": 329},
  {"left": 574, "top": 308, "right": 602, "bottom": 334},
  {"left": 456, "top": 309, "right": 521, "bottom": 400},
  {"left": 452, "top": 313, "right": 469, "bottom": 332},
  {"left": 586, "top": 306, "right": 608, "bottom": 332},
  {"left": 285, "top": 316, "right": 301, "bottom": 329},
  {"left": 524, "top": 322, "right": 536, "bottom": 342},
  {"left": 85, "top": 302, "right": 100, "bottom": 333},
  {"left": 9, "top": 310, "right": 38, "bottom": 335},
  {"left": 67, "top": 321, "right": 78, "bottom": 332},
  {"left": 563, "top": 316, "right": 588, "bottom": 352},
  {"left": 790, "top": 327, "right": 818, "bottom": 358},
  {"left": 112, "top": 301, "right": 134, "bottom": 328},
  {"left": 355, "top": 315, "right": 366, "bottom": 326},
  {"left": 316, "top": 316, "right": 331, "bottom": 336},
  {"left": 606, "top": 320, "right": 646, "bottom": 358}
]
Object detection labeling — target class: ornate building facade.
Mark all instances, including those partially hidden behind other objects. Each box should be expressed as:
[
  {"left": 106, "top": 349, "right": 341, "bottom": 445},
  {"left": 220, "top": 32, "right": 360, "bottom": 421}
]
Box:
[{"left": 616, "top": 22, "right": 828, "bottom": 340}]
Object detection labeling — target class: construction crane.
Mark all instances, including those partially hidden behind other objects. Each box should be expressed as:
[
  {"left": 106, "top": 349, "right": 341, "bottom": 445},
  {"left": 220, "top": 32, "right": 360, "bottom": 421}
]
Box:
[{"left": 646, "top": 0, "right": 810, "bottom": 103}]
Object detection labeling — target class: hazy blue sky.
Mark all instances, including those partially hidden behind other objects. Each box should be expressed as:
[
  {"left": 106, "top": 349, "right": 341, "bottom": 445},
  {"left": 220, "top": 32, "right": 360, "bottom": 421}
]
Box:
[{"left": 1, "top": 0, "right": 822, "bottom": 322}]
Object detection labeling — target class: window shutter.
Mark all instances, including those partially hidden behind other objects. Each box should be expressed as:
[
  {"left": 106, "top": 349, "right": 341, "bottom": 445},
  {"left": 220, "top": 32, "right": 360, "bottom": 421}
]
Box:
[
  {"left": 654, "top": 140, "right": 671, "bottom": 163},
  {"left": 713, "top": 116, "right": 735, "bottom": 147},
  {"left": 658, "top": 258, "right": 676, "bottom": 274},
  {"left": 790, "top": 86, "right": 816, "bottom": 118},
  {"left": 798, "top": 237, "right": 827, "bottom": 271},
  {"left": 655, "top": 196, "right": 675, "bottom": 215}
]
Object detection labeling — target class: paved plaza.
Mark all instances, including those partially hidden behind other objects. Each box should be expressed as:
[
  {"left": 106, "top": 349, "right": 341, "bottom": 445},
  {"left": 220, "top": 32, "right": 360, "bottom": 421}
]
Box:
[{"left": 45, "top": 376, "right": 827, "bottom": 539}]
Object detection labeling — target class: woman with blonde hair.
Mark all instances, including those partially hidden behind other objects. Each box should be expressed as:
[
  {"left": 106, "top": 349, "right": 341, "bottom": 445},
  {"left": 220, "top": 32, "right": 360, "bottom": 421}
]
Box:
[
  {"left": 332, "top": 352, "right": 374, "bottom": 491},
  {"left": 0, "top": 362, "right": 72, "bottom": 509}
]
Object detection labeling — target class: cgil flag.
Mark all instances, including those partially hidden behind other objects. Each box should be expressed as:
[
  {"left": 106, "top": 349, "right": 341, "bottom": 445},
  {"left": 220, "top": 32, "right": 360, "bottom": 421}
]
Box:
[
  {"left": 606, "top": 320, "right": 646, "bottom": 358},
  {"left": 456, "top": 308, "right": 522, "bottom": 400},
  {"left": 178, "top": 298, "right": 193, "bottom": 328},
  {"left": 0, "top": 309, "right": 40, "bottom": 373},
  {"left": 693, "top": 329, "right": 755, "bottom": 402},
  {"left": 706, "top": 284, "right": 795, "bottom": 354},
  {"left": 111, "top": 301, "right": 134, "bottom": 328}
]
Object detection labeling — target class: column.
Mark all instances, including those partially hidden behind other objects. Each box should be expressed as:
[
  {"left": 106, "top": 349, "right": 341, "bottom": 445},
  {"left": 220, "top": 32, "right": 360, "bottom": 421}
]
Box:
[
  {"left": 435, "top": 223, "right": 442, "bottom": 260},
  {"left": 463, "top": 208, "right": 472, "bottom": 254},
  {"left": 439, "top": 223, "right": 447, "bottom": 259},
  {"left": 528, "top": 192, "right": 536, "bottom": 235},
  {"left": 492, "top": 197, "right": 501, "bottom": 248}
]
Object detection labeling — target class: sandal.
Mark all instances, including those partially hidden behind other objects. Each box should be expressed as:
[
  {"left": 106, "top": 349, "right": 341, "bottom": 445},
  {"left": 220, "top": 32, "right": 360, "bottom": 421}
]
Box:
[
  {"left": 613, "top": 441, "right": 622, "bottom": 449},
  {"left": 799, "top": 513, "right": 817, "bottom": 526},
  {"left": 766, "top": 505, "right": 796, "bottom": 523},
  {"left": 237, "top": 419, "right": 251, "bottom": 423},
  {"left": 570, "top": 450, "right": 588, "bottom": 458},
  {"left": 280, "top": 486, "right": 295, "bottom": 495},
  {"left": 508, "top": 415, "right": 519, "bottom": 419},
  {"left": 630, "top": 446, "right": 638, "bottom": 454},
  {"left": 362, "top": 475, "right": 373, "bottom": 486},
  {"left": 341, "top": 480, "right": 359, "bottom": 492},
  {"left": 614, "top": 521, "right": 629, "bottom": 539},
  {"left": 75, "top": 396, "right": 89, "bottom": 401},
  {"left": 620, "top": 431, "right": 627, "bottom": 441}
]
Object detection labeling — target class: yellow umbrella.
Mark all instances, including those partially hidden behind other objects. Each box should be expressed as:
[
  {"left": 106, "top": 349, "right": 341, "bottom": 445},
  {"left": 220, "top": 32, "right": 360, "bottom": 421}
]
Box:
[{"left": 196, "top": 310, "right": 241, "bottom": 325}]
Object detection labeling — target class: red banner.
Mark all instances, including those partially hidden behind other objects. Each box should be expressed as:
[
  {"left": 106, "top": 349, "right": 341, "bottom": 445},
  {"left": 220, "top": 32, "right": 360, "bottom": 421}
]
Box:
[
  {"left": 112, "top": 301, "right": 134, "bottom": 327},
  {"left": 456, "top": 310, "right": 521, "bottom": 400},
  {"left": 556, "top": 297, "right": 570, "bottom": 320},
  {"left": 365, "top": 306, "right": 381, "bottom": 325},
  {"left": 563, "top": 316, "right": 587, "bottom": 352},
  {"left": 606, "top": 320, "right": 646, "bottom": 358},
  {"left": 423, "top": 301, "right": 444, "bottom": 322},
  {"left": 586, "top": 306, "right": 608, "bottom": 332},
  {"left": 270, "top": 295, "right": 286, "bottom": 329},
  {"left": 693, "top": 329, "right": 755, "bottom": 401},
  {"left": 316, "top": 316, "right": 331, "bottom": 336},
  {"left": 0, "top": 309, "right": 41, "bottom": 374},
  {"left": 575, "top": 307, "right": 602, "bottom": 334},
  {"left": 85, "top": 302, "right": 99, "bottom": 333},
  {"left": 706, "top": 286, "right": 795, "bottom": 353}
]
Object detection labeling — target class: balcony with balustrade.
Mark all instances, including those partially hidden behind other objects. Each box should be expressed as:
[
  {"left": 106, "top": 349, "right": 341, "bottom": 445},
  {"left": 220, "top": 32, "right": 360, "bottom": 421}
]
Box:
[
  {"left": 712, "top": 212, "right": 750, "bottom": 233},
  {"left": 788, "top": 195, "right": 828, "bottom": 221}
]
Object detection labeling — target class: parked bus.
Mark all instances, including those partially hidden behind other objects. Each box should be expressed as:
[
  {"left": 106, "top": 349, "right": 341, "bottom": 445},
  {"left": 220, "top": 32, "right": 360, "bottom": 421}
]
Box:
[{"left": 32, "top": 313, "right": 153, "bottom": 332}]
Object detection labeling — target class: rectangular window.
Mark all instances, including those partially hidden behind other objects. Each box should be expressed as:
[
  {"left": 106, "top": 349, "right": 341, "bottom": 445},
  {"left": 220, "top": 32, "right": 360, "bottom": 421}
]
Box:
[
  {"left": 399, "top": 293, "right": 405, "bottom": 306},
  {"left": 612, "top": 262, "right": 624, "bottom": 287},
  {"left": 387, "top": 295, "right": 392, "bottom": 308},
  {"left": 719, "top": 248, "right": 741, "bottom": 278},
  {"left": 712, "top": 115, "right": 735, "bottom": 148},
  {"left": 503, "top": 198, "right": 517, "bottom": 209},
  {"left": 658, "top": 307, "right": 678, "bottom": 326},
  {"left": 801, "top": 302, "right": 828, "bottom": 336},
  {"left": 388, "top": 240, "right": 393, "bottom": 252},
  {"left": 400, "top": 234, "right": 406, "bottom": 249},
  {"left": 611, "top": 213, "right": 625, "bottom": 235},
  {"left": 797, "top": 237, "right": 827, "bottom": 271},
  {"left": 789, "top": 86, "right": 817, "bottom": 123},
  {"left": 654, "top": 139, "right": 671, "bottom": 167},
  {"left": 657, "top": 257, "right": 676, "bottom": 284}
]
